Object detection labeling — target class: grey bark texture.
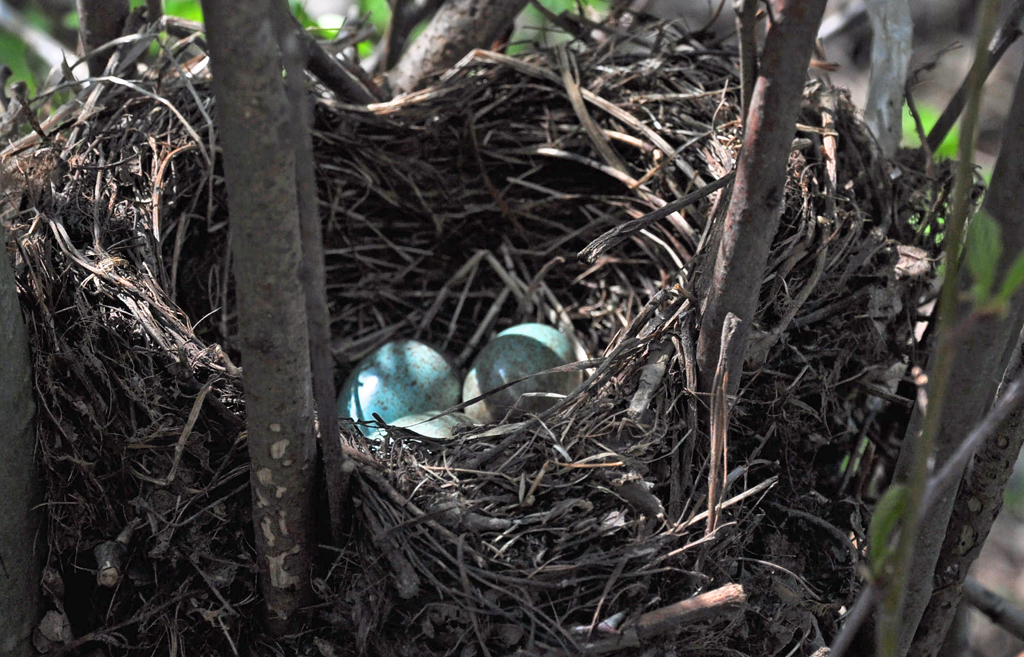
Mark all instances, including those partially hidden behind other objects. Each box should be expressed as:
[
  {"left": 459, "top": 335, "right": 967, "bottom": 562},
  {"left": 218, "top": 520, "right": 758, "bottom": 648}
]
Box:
[
  {"left": 863, "top": 0, "right": 912, "bottom": 157},
  {"left": 901, "top": 63, "right": 1024, "bottom": 657},
  {"left": 201, "top": 0, "right": 318, "bottom": 633},
  {"left": 696, "top": 0, "right": 828, "bottom": 396},
  {"left": 0, "top": 227, "right": 44, "bottom": 657},
  {"left": 386, "top": 0, "right": 529, "bottom": 94}
]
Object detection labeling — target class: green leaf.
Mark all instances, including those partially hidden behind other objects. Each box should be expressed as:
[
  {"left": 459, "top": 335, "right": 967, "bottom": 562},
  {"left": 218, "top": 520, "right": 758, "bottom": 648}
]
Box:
[
  {"left": 996, "top": 248, "right": 1024, "bottom": 306},
  {"left": 966, "top": 209, "right": 1002, "bottom": 304},
  {"left": 868, "top": 484, "right": 908, "bottom": 578}
]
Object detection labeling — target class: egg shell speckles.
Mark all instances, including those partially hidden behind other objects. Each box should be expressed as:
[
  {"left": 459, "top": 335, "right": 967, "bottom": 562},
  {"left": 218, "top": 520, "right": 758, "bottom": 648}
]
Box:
[
  {"left": 463, "top": 328, "right": 581, "bottom": 423},
  {"left": 338, "top": 340, "right": 461, "bottom": 437}
]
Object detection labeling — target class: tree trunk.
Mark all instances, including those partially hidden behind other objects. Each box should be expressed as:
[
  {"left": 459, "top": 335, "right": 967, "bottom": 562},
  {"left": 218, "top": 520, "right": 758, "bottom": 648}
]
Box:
[
  {"left": 201, "top": 0, "right": 318, "bottom": 634},
  {"left": 696, "top": 0, "right": 828, "bottom": 396},
  {"left": 386, "top": 0, "right": 529, "bottom": 94},
  {"left": 0, "top": 227, "right": 43, "bottom": 657}
]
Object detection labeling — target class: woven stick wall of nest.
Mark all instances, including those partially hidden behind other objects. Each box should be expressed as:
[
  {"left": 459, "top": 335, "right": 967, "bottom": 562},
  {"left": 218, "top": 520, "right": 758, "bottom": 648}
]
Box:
[{"left": 0, "top": 16, "right": 951, "bottom": 657}]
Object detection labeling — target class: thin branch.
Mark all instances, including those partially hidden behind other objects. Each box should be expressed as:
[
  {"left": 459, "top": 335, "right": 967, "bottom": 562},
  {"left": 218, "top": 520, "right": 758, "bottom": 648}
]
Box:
[
  {"left": 274, "top": 0, "right": 351, "bottom": 544},
  {"left": 707, "top": 313, "right": 742, "bottom": 535},
  {"left": 831, "top": 585, "right": 880, "bottom": 657},
  {"left": 829, "top": 374, "right": 1024, "bottom": 657},
  {"left": 918, "top": 377, "right": 1024, "bottom": 521},
  {"left": 927, "top": 0, "right": 1024, "bottom": 153},
  {"left": 289, "top": 11, "right": 384, "bottom": 103},
  {"left": 881, "top": 2, "right": 1011, "bottom": 653},
  {"left": 552, "top": 584, "right": 747, "bottom": 655},
  {"left": 908, "top": 58, "right": 1024, "bottom": 649},
  {"left": 964, "top": 577, "right": 1024, "bottom": 642},
  {"left": 383, "top": 0, "right": 445, "bottom": 71},
  {"left": 734, "top": 0, "right": 758, "bottom": 120},
  {"left": 695, "top": 0, "right": 828, "bottom": 397},
  {"left": 578, "top": 172, "right": 734, "bottom": 264}
]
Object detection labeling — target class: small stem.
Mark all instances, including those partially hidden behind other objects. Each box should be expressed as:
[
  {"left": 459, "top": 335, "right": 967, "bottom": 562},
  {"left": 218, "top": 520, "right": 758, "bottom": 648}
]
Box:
[{"left": 876, "top": 1, "right": 1001, "bottom": 655}]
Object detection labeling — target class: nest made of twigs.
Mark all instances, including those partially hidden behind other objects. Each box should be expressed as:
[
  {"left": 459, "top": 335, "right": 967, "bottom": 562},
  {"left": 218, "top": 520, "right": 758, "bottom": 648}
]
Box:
[{"left": 1, "top": 16, "right": 951, "bottom": 657}]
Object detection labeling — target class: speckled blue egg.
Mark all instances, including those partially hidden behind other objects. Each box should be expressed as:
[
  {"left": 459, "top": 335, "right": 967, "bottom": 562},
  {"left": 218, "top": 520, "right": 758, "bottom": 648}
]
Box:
[
  {"left": 338, "top": 340, "right": 461, "bottom": 437},
  {"left": 463, "top": 324, "right": 581, "bottom": 423},
  {"left": 390, "top": 411, "right": 476, "bottom": 439},
  {"left": 496, "top": 323, "right": 576, "bottom": 363}
]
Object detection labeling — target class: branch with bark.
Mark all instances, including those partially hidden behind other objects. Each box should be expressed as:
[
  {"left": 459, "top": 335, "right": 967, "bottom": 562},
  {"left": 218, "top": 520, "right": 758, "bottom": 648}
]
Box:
[
  {"left": 0, "top": 226, "right": 44, "bottom": 657},
  {"left": 863, "top": 0, "right": 912, "bottom": 157},
  {"left": 76, "top": 0, "right": 129, "bottom": 76},
  {"left": 386, "top": 0, "right": 530, "bottom": 94},
  {"left": 273, "top": 0, "right": 353, "bottom": 544},
  {"left": 877, "top": 2, "right": 1012, "bottom": 653},
  {"left": 829, "top": 375, "right": 1024, "bottom": 657},
  {"left": 904, "top": 56, "right": 1024, "bottom": 657},
  {"left": 964, "top": 577, "right": 1024, "bottom": 642},
  {"left": 201, "top": 0, "right": 318, "bottom": 633},
  {"left": 695, "top": 0, "right": 828, "bottom": 396},
  {"left": 381, "top": 0, "right": 445, "bottom": 71}
]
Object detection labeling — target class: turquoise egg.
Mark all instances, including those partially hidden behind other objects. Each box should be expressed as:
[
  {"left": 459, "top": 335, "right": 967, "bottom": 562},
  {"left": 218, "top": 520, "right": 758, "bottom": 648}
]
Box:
[
  {"left": 463, "top": 324, "right": 581, "bottom": 423},
  {"left": 338, "top": 340, "right": 461, "bottom": 437},
  {"left": 496, "top": 323, "right": 576, "bottom": 363},
  {"left": 390, "top": 411, "right": 476, "bottom": 439}
]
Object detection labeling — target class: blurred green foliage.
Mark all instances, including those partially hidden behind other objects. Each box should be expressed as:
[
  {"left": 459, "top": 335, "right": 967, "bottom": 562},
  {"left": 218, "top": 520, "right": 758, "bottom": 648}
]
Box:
[
  {"left": 0, "top": 0, "right": 608, "bottom": 94},
  {"left": 902, "top": 101, "right": 960, "bottom": 160},
  {"left": 0, "top": 30, "right": 33, "bottom": 91},
  {"left": 1, "top": 2, "right": 55, "bottom": 94},
  {"left": 512, "top": 0, "right": 609, "bottom": 53},
  {"left": 0, "top": 0, "right": 327, "bottom": 92}
]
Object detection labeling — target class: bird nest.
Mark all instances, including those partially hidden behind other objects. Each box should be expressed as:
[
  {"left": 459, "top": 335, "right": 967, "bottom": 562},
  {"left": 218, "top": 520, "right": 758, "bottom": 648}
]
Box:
[{"left": 0, "top": 18, "right": 951, "bottom": 657}]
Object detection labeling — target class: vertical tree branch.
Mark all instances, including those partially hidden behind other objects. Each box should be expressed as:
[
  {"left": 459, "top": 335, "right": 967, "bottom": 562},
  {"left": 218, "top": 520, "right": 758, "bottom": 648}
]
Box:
[
  {"left": 707, "top": 313, "right": 743, "bottom": 534},
  {"left": 76, "top": 0, "right": 129, "bottom": 76},
  {"left": 291, "top": 9, "right": 383, "bottom": 104},
  {"left": 383, "top": 0, "right": 445, "bottom": 71},
  {"left": 273, "top": 1, "right": 351, "bottom": 544},
  {"left": 863, "top": 0, "right": 912, "bottom": 157},
  {"left": 201, "top": 0, "right": 317, "bottom": 633},
  {"left": 734, "top": 0, "right": 759, "bottom": 120},
  {"left": 881, "top": 1, "right": 1004, "bottom": 654},
  {"left": 696, "top": 0, "right": 827, "bottom": 396},
  {"left": 147, "top": 0, "right": 162, "bottom": 23},
  {"left": 903, "top": 57, "right": 1024, "bottom": 657},
  {"left": 0, "top": 227, "right": 44, "bottom": 657}
]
